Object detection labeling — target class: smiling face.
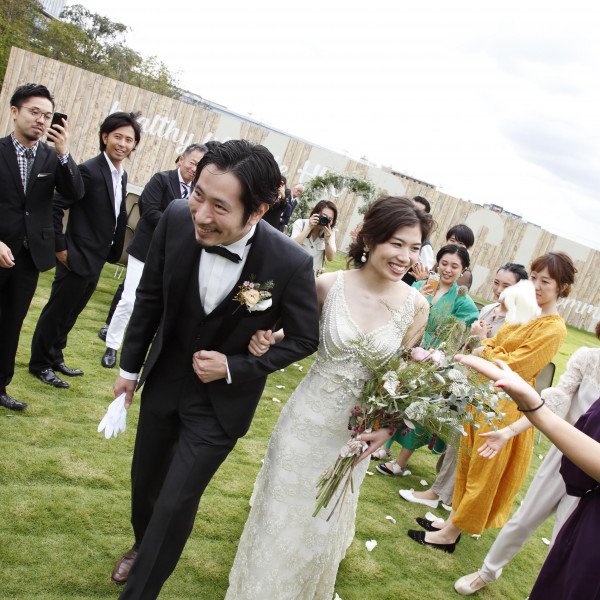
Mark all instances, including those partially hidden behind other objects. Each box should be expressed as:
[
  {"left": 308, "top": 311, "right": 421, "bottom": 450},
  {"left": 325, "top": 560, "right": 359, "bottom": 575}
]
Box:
[
  {"left": 438, "top": 251, "right": 465, "bottom": 285},
  {"left": 492, "top": 268, "right": 519, "bottom": 300},
  {"left": 102, "top": 125, "right": 137, "bottom": 168},
  {"left": 365, "top": 224, "right": 423, "bottom": 281},
  {"left": 179, "top": 149, "right": 205, "bottom": 184},
  {"left": 189, "top": 164, "right": 268, "bottom": 247},
  {"left": 530, "top": 266, "right": 560, "bottom": 309},
  {"left": 10, "top": 96, "right": 54, "bottom": 146}
]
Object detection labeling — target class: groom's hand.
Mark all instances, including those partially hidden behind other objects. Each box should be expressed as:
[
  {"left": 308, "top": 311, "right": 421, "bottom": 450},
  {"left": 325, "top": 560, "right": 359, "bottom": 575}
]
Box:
[
  {"left": 193, "top": 350, "right": 228, "bottom": 383},
  {"left": 114, "top": 375, "right": 137, "bottom": 409}
]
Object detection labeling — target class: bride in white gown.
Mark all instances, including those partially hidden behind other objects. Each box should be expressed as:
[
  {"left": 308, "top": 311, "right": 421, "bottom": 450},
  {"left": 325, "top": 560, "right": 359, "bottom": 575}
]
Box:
[{"left": 225, "top": 196, "right": 432, "bottom": 600}]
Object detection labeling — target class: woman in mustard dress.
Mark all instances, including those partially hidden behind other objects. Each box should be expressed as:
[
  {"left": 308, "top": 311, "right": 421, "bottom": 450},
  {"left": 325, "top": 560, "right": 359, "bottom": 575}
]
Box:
[{"left": 406, "top": 251, "right": 577, "bottom": 555}]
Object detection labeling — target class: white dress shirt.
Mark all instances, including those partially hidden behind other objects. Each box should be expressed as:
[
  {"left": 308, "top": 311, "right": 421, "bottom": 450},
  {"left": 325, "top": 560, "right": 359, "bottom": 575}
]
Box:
[
  {"left": 103, "top": 152, "right": 124, "bottom": 222},
  {"left": 178, "top": 169, "right": 191, "bottom": 199}
]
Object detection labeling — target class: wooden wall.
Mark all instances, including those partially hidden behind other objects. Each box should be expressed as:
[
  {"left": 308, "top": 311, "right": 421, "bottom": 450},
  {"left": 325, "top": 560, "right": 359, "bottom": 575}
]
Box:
[{"left": 2, "top": 48, "right": 598, "bottom": 332}]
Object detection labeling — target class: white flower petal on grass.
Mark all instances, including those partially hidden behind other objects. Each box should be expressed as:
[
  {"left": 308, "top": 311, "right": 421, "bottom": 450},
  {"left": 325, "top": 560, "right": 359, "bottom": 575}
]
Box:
[
  {"left": 276, "top": 385, "right": 285, "bottom": 389},
  {"left": 441, "top": 503, "right": 452, "bottom": 511},
  {"left": 472, "top": 534, "right": 481, "bottom": 539},
  {"left": 385, "top": 515, "right": 396, "bottom": 524},
  {"left": 366, "top": 471, "right": 374, "bottom": 476},
  {"left": 542, "top": 537, "right": 550, "bottom": 545},
  {"left": 272, "top": 398, "right": 281, "bottom": 403},
  {"left": 420, "top": 479, "right": 428, "bottom": 486},
  {"left": 365, "top": 540, "right": 377, "bottom": 552},
  {"left": 539, "top": 454, "right": 544, "bottom": 459},
  {"left": 260, "top": 459, "right": 264, "bottom": 463},
  {"left": 425, "top": 512, "right": 444, "bottom": 523},
  {"left": 293, "top": 363, "right": 300, "bottom": 367},
  {"left": 403, "top": 469, "right": 412, "bottom": 477},
  {"left": 299, "top": 366, "right": 303, "bottom": 371},
  {"left": 279, "top": 369, "right": 285, "bottom": 372},
  {"left": 334, "top": 594, "right": 343, "bottom": 600}
]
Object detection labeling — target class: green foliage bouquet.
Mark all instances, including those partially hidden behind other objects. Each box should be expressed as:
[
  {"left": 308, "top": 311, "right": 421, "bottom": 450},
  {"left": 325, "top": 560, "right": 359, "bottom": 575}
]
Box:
[{"left": 314, "top": 317, "right": 506, "bottom": 519}]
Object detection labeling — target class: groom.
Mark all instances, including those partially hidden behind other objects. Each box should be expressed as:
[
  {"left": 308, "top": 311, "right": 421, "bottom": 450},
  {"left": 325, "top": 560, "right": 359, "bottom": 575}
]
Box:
[{"left": 111, "top": 140, "right": 320, "bottom": 599}]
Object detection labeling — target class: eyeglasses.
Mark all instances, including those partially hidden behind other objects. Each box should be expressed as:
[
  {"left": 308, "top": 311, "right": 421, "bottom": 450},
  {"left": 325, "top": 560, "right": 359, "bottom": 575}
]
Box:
[{"left": 21, "top": 106, "right": 53, "bottom": 122}]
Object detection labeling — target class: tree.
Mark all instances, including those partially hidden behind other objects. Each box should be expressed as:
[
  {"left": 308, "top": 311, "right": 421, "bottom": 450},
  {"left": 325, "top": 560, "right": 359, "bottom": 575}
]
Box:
[
  {"left": 0, "top": 2, "right": 179, "bottom": 98},
  {"left": 0, "top": 0, "right": 43, "bottom": 83}
]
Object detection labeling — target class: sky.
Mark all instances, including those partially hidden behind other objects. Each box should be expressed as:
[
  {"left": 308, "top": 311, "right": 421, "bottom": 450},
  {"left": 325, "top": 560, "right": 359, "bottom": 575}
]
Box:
[{"left": 74, "top": 0, "right": 600, "bottom": 250}]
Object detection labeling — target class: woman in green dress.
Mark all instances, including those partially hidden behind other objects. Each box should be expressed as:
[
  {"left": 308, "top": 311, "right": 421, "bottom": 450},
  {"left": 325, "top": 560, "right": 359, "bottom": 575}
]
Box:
[{"left": 375, "top": 244, "right": 479, "bottom": 474}]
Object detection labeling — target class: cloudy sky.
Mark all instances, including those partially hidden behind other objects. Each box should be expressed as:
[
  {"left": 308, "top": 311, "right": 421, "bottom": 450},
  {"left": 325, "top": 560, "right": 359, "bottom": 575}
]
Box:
[{"left": 76, "top": 0, "right": 600, "bottom": 249}]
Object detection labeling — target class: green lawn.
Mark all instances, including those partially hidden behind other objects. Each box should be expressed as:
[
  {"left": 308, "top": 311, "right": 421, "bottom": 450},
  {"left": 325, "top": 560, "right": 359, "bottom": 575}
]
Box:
[{"left": 1, "top": 253, "right": 598, "bottom": 599}]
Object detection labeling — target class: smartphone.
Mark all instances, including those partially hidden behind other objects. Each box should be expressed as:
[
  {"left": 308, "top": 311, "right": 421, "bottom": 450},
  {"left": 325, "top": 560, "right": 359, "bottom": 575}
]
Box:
[{"left": 51, "top": 112, "right": 68, "bottom": 128}]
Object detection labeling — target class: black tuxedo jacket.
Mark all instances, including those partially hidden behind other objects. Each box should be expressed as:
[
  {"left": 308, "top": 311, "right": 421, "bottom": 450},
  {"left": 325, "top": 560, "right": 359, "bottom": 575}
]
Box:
[
  {"left": 53, "top": 153, "right": 128, "bottom": 277},
  {"left": 0, "top": 135, "right": 84, "bottom": 271},
  {"left": 127, "top": 168, "right": 181, "bottom": 262},
  {"left": 120, "top": 200, "right": 320, "bottom": 439}
]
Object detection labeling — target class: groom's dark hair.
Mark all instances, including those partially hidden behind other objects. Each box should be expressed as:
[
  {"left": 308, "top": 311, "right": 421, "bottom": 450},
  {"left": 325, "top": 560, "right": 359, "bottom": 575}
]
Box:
[{"left": 193, "top": 139, "right": 281, "bottom": 223}]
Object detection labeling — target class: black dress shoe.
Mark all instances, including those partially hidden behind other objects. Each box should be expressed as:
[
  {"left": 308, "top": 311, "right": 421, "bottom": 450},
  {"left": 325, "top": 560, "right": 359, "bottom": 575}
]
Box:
[
  {"left": 416, "top": 517, "right": 444, "bottom": 532},
  {"left": 407, "top": 529, "right": 460, "bottom": 553},
  {"left": 98, "top": 324, "right": 108, "bottom": 341},
  {"left": 102, "top": 348, "right": 117, "bottom": 369},
  {"left": 0, "top": 392, "right": 27, "bottom": 411},
  {"left": 29, "top": 368, "right": 69, "bottom": 389},
  {"left": 53, "top": 362, "right": 84, "bottom": 377}
]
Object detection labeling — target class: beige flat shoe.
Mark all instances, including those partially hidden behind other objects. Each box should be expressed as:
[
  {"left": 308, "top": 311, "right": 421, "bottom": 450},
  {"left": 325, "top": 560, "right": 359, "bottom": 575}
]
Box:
[{"left": 454, "top": 572, "right": 487, "bottom": 595}]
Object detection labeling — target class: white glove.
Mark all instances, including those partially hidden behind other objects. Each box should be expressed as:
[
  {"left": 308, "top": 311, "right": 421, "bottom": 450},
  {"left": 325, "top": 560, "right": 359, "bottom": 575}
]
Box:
[{"left": 98, "top": 393, "right": 128, "bottom": 439}]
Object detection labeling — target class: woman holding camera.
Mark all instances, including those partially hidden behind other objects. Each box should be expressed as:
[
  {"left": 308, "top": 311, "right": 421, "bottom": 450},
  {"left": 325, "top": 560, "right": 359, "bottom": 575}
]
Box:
[{"left": 291, "top": 200, "right": 337, "bottom": 276}]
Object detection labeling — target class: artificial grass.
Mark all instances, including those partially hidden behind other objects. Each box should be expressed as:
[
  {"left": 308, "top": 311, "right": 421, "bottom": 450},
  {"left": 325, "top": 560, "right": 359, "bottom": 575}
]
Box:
[{"left": 1, "top": 253, "right": 598, "bottom": 599}]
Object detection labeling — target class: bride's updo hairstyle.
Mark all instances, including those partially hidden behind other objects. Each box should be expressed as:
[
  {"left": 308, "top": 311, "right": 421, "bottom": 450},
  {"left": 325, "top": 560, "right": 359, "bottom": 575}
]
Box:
[
  {"left": 530, "top": 252, "right": 577, "bottom": 298},
  {"left": 347, "top": 196, "right": 434, "bottom": 268}
]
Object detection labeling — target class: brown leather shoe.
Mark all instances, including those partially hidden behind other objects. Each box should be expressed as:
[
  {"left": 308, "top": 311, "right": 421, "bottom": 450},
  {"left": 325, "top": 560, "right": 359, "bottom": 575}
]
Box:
[{"left": 111, "top": 548, "right": 137, "bottom": 585}]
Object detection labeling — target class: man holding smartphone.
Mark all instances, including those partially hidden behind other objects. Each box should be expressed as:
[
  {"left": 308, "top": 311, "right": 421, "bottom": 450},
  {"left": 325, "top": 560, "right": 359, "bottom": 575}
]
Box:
[{"left": 0, "top": 83, "right": 83, "bottom": 411}]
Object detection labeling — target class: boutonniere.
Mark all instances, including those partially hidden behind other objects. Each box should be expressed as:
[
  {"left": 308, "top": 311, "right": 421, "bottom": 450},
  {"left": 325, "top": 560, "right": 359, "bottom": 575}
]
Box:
[{"left": 234, "top": 277, "right": 274, "bottom": 313}]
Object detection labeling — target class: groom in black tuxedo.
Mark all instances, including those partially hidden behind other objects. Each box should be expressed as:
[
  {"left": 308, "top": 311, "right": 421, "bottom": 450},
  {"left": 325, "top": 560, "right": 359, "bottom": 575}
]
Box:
[{"left": 111, "top": 140, "right": 320, "bottom": 598}]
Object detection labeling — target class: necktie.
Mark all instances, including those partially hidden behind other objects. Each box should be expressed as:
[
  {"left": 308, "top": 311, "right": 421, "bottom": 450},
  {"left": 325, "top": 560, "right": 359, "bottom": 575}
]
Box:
[
  {"left": 203, "top": 245, "right": 242, "bottom": 263},
  {"left": 181, "top": 184, "right": 189, "bottom": 199},
  {"left": 24, "top": 148, "right": 35, "bottom": 193}
]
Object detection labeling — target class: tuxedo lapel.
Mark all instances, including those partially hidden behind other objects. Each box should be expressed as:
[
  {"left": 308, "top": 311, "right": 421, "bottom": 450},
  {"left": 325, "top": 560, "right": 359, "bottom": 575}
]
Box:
[{"left": 0, "top": 137, "right": 25, "bottom": 200}]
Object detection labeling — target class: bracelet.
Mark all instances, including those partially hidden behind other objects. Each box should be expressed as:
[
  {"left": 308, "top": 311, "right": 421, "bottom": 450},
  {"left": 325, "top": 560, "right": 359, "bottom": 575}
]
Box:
[{"left": 518, "top": 398, "right": 545, "bottom": 413}]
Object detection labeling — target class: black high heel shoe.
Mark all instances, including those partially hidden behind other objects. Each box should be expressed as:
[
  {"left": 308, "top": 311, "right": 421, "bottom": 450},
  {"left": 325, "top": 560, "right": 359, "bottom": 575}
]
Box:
[{"left": 407, "top": 529, "right": 460, "bottom": 553}]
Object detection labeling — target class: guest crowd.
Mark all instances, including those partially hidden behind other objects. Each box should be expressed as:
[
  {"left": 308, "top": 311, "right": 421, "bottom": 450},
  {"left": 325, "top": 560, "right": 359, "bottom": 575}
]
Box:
[{"left": 1, "top": 82, "right": 598, "bottom": 600}]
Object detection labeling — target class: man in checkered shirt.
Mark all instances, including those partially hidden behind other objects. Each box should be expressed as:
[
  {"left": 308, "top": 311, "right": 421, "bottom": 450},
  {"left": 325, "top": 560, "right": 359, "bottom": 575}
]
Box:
[{"left": 0, "top": 83, "right": 84, "bottom": 411}]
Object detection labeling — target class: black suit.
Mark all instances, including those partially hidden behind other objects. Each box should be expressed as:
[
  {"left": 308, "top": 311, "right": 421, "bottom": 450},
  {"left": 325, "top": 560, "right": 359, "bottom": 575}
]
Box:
[
  {"left": 0, "top": 135, "right": 83, "bottom": 391},
  {"left": 29, "top": 154, "right": 128, "bottom": 371},
  {"left": 118, "top": 201, "right": 320, "bottom": 599},
  {"left": 126, "top": 168, "right": 181, "bottom": 262}
]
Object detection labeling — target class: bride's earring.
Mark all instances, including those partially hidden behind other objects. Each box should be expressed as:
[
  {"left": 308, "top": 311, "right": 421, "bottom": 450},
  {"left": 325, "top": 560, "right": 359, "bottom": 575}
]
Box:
[{"left": 361, "top": 246, "right": 369, "bottom": 263}]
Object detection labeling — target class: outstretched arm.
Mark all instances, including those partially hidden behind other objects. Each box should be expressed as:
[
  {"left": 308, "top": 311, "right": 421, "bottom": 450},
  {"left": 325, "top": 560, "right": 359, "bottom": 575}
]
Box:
[{"left": 456, "top": 354, "right": 600, "bottom": 482}]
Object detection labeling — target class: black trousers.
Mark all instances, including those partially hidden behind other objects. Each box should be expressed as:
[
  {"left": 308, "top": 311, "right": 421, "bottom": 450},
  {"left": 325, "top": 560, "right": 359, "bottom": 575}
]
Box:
[
  {"left": 119, "top": 363, "right": 237, "bottom": 600},
  {"left": 29, "top": 262, "right": 101, "bottom": 371},
  {"left": 0, "top": 246, "right": 40, "bottom": 391}
]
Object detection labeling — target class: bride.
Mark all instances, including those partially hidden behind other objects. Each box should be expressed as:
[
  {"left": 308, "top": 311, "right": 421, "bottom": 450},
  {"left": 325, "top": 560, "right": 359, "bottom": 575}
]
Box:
[{"left": 225, "top": 196, "right": 432, "bottom": 600}]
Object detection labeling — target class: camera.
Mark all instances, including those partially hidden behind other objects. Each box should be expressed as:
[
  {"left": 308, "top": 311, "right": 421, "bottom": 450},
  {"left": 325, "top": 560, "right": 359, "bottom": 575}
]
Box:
[{"left": 317, "top": 214, "right": 331, "bottom": 226}]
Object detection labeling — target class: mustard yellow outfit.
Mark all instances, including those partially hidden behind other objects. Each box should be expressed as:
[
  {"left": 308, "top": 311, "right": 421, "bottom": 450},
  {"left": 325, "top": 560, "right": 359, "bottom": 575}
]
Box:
[{"left": 452, "top": 315, "right": 566, "bottom": 534}]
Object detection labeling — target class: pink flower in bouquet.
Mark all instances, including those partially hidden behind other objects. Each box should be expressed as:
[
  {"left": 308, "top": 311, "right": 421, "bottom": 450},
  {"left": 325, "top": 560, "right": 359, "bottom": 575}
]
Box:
[
  {"left": 411, "top": 347, "right": 431, "bottom": 362},
  {"left": 430, "top": 349, "right": 445, "bottom": 366}
]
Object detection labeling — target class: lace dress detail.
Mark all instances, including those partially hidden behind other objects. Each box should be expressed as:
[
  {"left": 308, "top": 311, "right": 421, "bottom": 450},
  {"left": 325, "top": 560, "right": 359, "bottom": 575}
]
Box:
[{"left": 226, "top": 271, "right": 416, "bottom": 600}]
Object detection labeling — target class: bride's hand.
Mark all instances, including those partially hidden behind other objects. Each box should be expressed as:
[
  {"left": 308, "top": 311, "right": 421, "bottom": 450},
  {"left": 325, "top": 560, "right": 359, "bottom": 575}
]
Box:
[
  {"left": 355, "top": 428, "right": 394, "bottom": 463},
  {"left": 248, "top": 329, "right": 274, "bottom": 357}
]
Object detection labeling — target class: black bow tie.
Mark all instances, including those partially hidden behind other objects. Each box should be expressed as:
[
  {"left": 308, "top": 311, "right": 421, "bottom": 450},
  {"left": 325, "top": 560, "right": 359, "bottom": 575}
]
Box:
[{"left": 203, "top": 245, "right": 242, "bottom": 263}]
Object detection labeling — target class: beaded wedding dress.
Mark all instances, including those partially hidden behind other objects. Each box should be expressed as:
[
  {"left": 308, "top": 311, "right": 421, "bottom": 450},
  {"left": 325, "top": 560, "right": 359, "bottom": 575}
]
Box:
[{"left": 226, "top": 271, "right": 417, "bottom": 600}]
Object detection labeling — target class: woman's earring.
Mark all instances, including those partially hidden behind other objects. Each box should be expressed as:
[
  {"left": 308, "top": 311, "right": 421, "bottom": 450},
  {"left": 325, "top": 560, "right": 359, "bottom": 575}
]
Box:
[{"left": 361, "top": 246, "right": 369, "bottom": 263}]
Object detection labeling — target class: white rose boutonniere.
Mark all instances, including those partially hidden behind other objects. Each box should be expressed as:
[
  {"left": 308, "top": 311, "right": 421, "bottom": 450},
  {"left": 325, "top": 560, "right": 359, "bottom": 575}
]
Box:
[{"left": 234, "top": 277, "right": 274, "bottom": 313}]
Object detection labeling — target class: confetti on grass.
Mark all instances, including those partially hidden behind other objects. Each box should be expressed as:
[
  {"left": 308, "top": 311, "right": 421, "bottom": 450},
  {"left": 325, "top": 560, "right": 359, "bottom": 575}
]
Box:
[
  {"left": 365, "top": 540, "right": 377, "bottom": 552},
  {"left": 385, "top": 515, "right": 396, "bottom": 524}
]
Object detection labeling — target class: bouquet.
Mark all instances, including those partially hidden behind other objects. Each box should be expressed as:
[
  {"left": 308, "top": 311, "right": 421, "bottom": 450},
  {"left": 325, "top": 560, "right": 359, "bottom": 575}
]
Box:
[{"left": 314, "top": 315, "right": 507, "bottom": 520}]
